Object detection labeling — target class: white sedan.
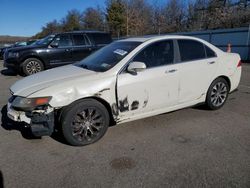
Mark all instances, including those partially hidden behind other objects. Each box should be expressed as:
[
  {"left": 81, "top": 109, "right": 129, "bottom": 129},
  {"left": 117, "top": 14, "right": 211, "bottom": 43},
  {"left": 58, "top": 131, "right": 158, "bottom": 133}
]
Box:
[{"left": 7, "top": 35, "right": 242, "bottom": 146}]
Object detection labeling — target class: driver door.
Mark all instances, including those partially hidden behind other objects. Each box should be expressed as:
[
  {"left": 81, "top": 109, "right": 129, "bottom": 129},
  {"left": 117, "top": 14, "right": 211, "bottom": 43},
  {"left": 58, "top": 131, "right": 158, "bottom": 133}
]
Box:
[
  {"left": 47, "top": 34, "right": 73, "bottom": 67},
  {"left": 117, "top": 40, "right": 179, "bottom": 120}
]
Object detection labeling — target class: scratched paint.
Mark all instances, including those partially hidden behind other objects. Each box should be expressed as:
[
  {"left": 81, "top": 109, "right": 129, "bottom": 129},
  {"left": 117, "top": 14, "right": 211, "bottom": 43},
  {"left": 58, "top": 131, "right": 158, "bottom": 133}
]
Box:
[
  {"left": 131, "top": 101, "right": 139, "bottom": 110},
  {"left": 143, "top": 90, "right": 149, "bottom": 108},
  {"left": 111, "top": 103, "right": 119, "bottom": 116},
  {"left": 119, "top": 97, "right": 129, "bottom": 112}
]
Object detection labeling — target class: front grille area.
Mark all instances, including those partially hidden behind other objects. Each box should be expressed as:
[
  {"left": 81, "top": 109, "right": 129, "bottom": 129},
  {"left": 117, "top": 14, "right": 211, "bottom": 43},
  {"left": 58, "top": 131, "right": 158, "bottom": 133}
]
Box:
[
  {"left": 9, "top": 89, "right": 14, "bottom": 95},
  {"left": 3, "top": 51, "right": 8, "bottom": 60}
]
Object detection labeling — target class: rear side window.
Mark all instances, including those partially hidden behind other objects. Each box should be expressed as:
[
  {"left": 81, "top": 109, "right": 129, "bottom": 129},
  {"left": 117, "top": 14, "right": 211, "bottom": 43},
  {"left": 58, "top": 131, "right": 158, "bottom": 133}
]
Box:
[
  {"left": 178, "top": 40, "right": 206, "bottom": 62},
  {"left": 133, "top": 40, "right": 174, "bottom": 68},
  {"left": 88, "top": 33, "right": 112, "bottom": 45},
  {"left": 205, "top": 45, "right": 216, "bottom": 58},
  {"left": 72, "top": 34, "right": 86, "bottom": 46}
]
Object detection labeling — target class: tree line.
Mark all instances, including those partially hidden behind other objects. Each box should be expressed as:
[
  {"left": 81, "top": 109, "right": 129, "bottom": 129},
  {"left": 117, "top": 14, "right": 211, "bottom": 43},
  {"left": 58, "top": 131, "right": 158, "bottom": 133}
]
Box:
[{"left": 33, "top": 0, "right": 250, "bottom": 39}]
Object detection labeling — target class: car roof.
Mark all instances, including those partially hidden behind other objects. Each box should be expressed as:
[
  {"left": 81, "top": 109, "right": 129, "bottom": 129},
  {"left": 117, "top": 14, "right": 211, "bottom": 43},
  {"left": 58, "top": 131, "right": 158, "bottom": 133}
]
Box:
[
  {"left": 62, "top": 30, "right": 110, "bottom": 34},
  {"left": 119, "top": 35, "right": 203, "bottom": 42}
]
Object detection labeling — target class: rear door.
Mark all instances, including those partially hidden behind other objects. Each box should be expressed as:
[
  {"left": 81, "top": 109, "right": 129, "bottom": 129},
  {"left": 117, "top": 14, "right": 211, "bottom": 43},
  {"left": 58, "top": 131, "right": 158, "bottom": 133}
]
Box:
[
  {"left": 47, "top": 34, "right": 73, "bottom": 66},
  {"left": 71, "top": 34, "right": 93, "bottom": 62},
  {"left": 177, "top": 39, "right": 218, "bottom": 104}
]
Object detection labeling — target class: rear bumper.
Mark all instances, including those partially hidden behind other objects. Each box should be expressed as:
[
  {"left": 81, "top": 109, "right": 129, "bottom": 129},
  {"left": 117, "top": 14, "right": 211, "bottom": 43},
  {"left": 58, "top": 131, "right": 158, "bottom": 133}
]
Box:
[{"left": 229, "top": 67, "right": 241, "bottom": 92}]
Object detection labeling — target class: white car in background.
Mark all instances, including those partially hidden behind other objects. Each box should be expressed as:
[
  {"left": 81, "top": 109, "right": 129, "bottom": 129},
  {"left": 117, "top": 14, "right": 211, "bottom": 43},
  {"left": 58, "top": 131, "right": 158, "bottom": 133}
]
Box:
[{"left": 7, "top": 35, "right": 242, "bottom": 146}]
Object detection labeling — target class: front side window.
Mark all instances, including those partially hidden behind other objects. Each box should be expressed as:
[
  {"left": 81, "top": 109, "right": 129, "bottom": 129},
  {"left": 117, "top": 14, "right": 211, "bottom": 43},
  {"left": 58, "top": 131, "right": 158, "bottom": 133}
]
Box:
[
  {"left": 51, "top": 35, "right": 72, "bottom": 47},
  {"left": 133, "top": 40, "right": 174, "bottom": 68},
  {"left": 75, "top": 41, "right": 141, "bottom": 72},
  {"left": 178, "top": 39, "right": 206, "bottom": 62},
  {"left": 72, "top": 34, "right": 87, "bottom": 46}
]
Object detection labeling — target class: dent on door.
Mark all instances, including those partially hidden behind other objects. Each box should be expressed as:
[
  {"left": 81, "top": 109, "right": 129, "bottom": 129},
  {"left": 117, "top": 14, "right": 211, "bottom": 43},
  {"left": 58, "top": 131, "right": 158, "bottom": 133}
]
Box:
[
  {"left": 117, "top": 89, "right": 149, "bottom": 113},
  {"left": 116, "top": 63, "right": 179, "bottom": 122}
]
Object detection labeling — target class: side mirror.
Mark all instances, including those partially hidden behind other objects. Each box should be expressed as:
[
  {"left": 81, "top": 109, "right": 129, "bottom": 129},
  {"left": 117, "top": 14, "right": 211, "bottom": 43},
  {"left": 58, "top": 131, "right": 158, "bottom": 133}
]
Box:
[
  {"left": 50, "top": 43, "right": 59, "bottom": 48},
  {"left": 127, "top": 61, "right": 146, "bottom": 74}
]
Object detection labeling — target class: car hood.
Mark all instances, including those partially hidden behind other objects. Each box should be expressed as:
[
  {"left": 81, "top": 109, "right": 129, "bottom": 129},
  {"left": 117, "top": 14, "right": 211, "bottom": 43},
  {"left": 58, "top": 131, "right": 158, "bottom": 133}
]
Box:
[
  {"left": 8, "top": 44, "right": 46, "bottom": 52},
  {"left": 10, "top": 65, "right": 97, "bottom": 97}
]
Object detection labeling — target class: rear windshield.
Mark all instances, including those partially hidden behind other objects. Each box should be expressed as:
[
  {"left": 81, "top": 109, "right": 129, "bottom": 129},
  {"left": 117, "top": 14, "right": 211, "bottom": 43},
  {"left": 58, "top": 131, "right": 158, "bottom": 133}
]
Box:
[{"left": 75, "top": 41, "right": 141, "bottom": 72}]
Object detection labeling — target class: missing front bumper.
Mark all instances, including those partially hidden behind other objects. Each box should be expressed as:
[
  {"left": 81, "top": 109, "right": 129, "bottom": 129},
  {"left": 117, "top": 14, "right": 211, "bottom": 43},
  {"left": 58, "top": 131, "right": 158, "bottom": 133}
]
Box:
[
  {"left": 7, "top": 103, "right": 55, "bottom": 137},
  {"left": 7, "top": 103, "right": 31, "bottom": 123},
  {"left": 29, "top": 112, "right": 55, "bottom": 137}
]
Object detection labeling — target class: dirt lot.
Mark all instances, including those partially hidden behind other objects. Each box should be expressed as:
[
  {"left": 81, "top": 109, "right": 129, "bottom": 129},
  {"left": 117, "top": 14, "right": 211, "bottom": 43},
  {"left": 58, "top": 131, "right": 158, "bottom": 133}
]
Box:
[{"left": 0, "top": 61, "right": 250, "bottom": 188}]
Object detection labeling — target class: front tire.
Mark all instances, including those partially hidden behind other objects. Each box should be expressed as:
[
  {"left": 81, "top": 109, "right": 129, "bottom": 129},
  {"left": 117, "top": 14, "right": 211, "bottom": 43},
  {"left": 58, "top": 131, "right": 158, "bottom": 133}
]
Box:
[
  {"left": 22, "top": 58, "right": 44, "bottom": 76},
  {"left": 61, "top": 99, "right": 110, "bottom": 146},
  {"left": 206, "top": 78, "right": 229, "bottom": 110}
]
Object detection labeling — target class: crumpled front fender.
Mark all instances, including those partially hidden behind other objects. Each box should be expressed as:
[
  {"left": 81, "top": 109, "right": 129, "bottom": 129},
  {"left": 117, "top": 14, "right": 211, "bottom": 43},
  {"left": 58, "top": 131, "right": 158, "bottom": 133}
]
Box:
[{"left": 27, "top": 76, "right": 117, "bottom": 115}]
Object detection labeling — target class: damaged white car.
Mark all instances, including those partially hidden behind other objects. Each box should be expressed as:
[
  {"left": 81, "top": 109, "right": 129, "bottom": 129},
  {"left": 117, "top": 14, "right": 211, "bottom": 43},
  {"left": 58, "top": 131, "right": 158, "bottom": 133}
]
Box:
[{"left": 7, "top": 35, "right": 242, "bottom": 146}]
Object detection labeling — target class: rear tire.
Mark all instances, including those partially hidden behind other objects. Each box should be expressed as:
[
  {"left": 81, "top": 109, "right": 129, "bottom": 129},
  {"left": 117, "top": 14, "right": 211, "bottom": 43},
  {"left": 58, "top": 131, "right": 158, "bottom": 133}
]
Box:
[
  {"left": 22, "top": 58, "right": 44, "bottom": 76},
  {"left": 206, "top": 77, "right": 229, "bottom": 110},
  {"left": 60, "top": 99, "right": 110, "bottom": 146}
]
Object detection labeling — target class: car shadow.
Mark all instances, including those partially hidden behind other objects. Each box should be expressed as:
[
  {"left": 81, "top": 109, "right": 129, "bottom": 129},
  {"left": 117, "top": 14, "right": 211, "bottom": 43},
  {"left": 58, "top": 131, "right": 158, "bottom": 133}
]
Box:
[
  {"left": 50, "top": 131, "right": 69, "bottom": 146},
  {"left": 0, "top": 170, "right": 4, "bottom": 188},
  {"left": 1, "top": 105, "right": 69, "bottom": 145},
  {"left": 192, "top": 103, "right": 210, "bottom": 111},
  {"left": 50, "top": 116, "right": 70, "bottom": 145},
  {"left": 1, "top": 68, "right": 18, "bottom": 76}
]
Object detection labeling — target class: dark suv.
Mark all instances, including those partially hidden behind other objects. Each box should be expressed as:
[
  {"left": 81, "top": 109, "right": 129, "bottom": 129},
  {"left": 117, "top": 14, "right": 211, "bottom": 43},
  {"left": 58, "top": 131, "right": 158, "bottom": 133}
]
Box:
[
  {"left": 0, "top": 40, "right": 37, "bottom": 60},
  {"left": 3, "top": 31, "right": 112, "bottom": 76}
]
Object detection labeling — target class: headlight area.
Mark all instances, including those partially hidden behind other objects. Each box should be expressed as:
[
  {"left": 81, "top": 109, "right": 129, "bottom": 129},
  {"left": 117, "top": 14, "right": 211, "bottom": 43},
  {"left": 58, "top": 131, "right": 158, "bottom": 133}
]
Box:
[
  {"left": 11, "top": 96, "right": 52, "bottom": 111},
  {"left": 8, "top": 52, "right": 19, "bottom": 58},
  {"left": 11, "top": 96, "right": 55, "bottom": 137}
]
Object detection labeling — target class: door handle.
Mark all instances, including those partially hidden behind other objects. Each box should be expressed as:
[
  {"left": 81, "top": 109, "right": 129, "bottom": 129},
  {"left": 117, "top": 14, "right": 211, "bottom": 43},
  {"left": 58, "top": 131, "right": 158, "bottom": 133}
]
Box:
[
  {"left": 65, "top": 49, "right": 71, "bottom": 52},
  {"left": 208, "top": 61, "right": 215, "bottom": 64},
  {"left": 165, "top": 69, "right": 177, "bottom": 73}
]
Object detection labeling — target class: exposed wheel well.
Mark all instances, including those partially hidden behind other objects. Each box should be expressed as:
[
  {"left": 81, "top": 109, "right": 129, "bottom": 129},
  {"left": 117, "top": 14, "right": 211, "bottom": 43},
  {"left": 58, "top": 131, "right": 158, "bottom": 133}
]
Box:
[
  {"left": 90, "top": 97, "right": 116, "bottom": 126},
  {"left": 205, "top": 75, "right": 231, "bottom": 99}
]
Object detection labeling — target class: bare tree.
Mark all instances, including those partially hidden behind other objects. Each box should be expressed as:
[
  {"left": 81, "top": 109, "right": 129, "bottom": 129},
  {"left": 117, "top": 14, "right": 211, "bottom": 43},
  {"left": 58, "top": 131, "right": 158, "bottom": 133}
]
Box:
[
  {"left": 33, "top": 0, "right": 250, "bottom": 38},
  {"left": 61, "top": 9, "right": 82, "bottom": 31},
  {"left": 34, "top": 20, "right": 62, "bottom": 38},
  {"left": 123, "top": 0, "right": 152, "bottom": 36},
  {"left": 82, "top": 7, "right": 105, "bottom": 31},
  {"left": 149, "top": 0, "right": 166, "bottom": 35},
  {"left": 163, "top": 0, "right": 186, "bottom": 32}
]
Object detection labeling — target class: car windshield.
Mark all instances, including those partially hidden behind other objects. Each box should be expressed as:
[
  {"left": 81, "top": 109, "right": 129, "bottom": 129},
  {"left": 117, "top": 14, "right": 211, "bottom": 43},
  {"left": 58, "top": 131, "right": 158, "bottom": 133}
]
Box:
[
  {"left": 35, "top": 35, "right": 55, "bottom": 45},
  {"left": 14, "top": 42, "right": 27, "bottom": 47},
  {"left": 75, "top": 41, "right": 141, "bottom": 72}
]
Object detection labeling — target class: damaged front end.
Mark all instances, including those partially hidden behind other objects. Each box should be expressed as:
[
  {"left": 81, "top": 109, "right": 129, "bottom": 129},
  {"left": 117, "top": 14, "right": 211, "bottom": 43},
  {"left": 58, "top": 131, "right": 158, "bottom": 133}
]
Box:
[{"left": 7, "top": 95, "right": 55, "bottom": 137}]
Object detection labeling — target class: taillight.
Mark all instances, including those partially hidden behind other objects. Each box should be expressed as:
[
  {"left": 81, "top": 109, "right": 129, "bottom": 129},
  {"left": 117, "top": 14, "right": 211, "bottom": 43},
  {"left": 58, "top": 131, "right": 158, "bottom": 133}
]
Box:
[{"left": 237, "top": 60, "right": 242, "bottom": 67}]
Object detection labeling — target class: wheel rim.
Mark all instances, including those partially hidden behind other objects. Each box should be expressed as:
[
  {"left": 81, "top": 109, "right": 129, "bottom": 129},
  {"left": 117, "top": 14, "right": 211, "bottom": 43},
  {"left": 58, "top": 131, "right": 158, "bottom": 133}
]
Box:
[
  {"left": 26, "top": 60, "right": 42, "bottom": 74},
  {"left": 71, "top": 107, "right": 104, "bottom": 142},
  {"left": 210, "top": 82, "right": 228, "bottom": 107}
]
